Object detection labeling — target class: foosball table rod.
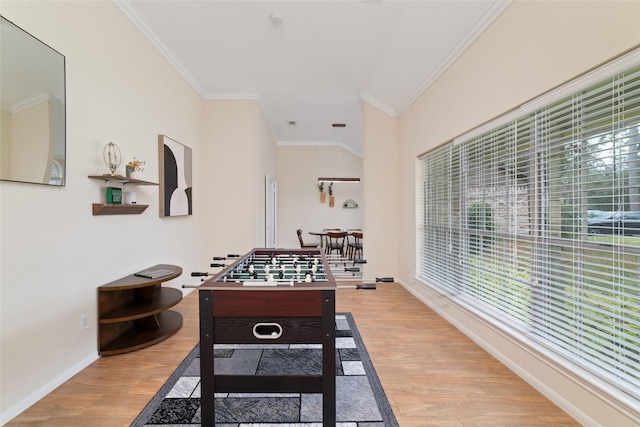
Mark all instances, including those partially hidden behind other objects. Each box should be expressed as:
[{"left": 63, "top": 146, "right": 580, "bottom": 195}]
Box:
[
  {"left": 337, "top": 283, "right": 377, "bottom": 290},
  {"left": 336, "top": 276, "right": 395, "bottom": 283},
  {"left": 188, "top": 254, "right": 241, "bottom": 281},
  {"left": 213, "top": 254, "right": 241, "bottom": 260}
]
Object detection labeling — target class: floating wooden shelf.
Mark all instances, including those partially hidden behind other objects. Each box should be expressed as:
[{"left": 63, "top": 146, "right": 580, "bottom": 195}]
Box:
[
  {"left": 89, "top": 175, "right": 158, "bottom": 216},
  {"left": 92, "top": 203, "right": 148, "bottom": 215},
  {"left": 88, "top": 174, "right": 158, "bottom": 186}
]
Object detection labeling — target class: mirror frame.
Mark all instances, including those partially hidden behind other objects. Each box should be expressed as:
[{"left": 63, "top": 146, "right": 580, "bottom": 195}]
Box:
[{"left": 1, "top": 15, "right": 66, "bottom": 186}]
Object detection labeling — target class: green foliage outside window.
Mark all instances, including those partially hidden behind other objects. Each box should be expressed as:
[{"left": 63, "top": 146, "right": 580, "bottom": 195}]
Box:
[{"left": 467, "top": 202, "right": 495, "bottom": 254}]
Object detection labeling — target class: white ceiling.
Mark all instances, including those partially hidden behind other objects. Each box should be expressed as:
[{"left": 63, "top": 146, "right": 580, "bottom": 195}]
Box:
[{"left": 117, "top": 0, "right": 511, "bottom": 155}]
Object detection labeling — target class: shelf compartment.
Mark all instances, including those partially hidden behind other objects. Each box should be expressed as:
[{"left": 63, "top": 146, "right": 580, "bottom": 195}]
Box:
[
  {"left": 99, "top": 310, "right": 183, "bottom": 356},
  {"left": 100, "top": 287, "right": 183, "bottom": 323}
]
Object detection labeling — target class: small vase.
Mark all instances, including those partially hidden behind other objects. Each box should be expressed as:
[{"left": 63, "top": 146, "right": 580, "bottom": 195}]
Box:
[
  {"left": 129, "top": 171, "right": 138, "bottom": 180},
  {"left": 320, "top": 192, "right": 326, "bottom": 203},
  {"left": 125, "top": 166, "right": 133, "bottom": 178},
  {"left": 329, "top": 196, "right": 335, "bottom": 207}
]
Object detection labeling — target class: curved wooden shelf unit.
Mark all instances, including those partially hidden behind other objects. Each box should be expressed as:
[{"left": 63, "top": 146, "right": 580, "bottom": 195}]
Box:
[{"left": 98, "top": 264, "right": 182, "bottom": 356}]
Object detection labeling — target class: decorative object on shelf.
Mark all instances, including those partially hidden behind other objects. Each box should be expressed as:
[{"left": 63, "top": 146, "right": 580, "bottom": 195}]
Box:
[
  {"left": 103, "top": 142, "right": 121, "bottom": 175},
  {"left": 328, "top": 182, "right": 335, "bottom": 207},
  {"left": 126, "top": 157, "right": 145, "bottom": 179},
  {"left": 159, "top": 135, "right": 193, "bottom": 217},
  {"left": 318, "top": 181, "right": 326, "bottom": 203},
  {"left": 125, "top": 191, "right": 137, "bottom": 205},
  {"left": 343, "top": 199, "right": 358, "bottom": 208},
  {"left": 106, "top": 187, "right": 122, "bottom": 204}
]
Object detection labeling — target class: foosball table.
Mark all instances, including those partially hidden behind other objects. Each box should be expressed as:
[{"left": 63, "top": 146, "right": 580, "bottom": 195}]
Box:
[{"left": 198, "top": 248, "right": 336, "bottom": 426}]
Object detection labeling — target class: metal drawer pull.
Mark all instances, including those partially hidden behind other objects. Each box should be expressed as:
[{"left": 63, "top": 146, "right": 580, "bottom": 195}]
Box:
[{"left": 253, "top": 323, "right": 282, "bottom": 339}]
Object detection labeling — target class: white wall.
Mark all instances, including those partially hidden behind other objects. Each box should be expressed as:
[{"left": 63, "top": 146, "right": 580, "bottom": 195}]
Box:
[
  {"left": 200, "top": 99, "right": 277, "bottom": 261},
  {"left": 0, "top": 1, "right": 202, "bottom": 422},
  {"left": 362, "top": 102, "right": 400, "bottom": 280},
  {"left": 276, "top": 144, "right": 363, "bottom": 249},
  {"left": 396, "top": 1, "right": 640, "bottom": 425}
]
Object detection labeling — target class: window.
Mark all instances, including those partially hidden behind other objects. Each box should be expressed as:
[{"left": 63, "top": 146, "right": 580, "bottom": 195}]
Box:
[{"left": 418, "top": 61, "right": 640, "bottom": 399}]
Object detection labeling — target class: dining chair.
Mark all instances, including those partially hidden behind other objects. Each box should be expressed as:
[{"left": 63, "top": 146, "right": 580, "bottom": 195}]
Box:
[
  {"left": 297, "top": 229, "right": 319, "bottom": 248},
  {"left": 326, "top": 231, "right": 347, "bottom": 257},
  {"left": 347, "top": 231, "right": 363, "bottom": 259}
]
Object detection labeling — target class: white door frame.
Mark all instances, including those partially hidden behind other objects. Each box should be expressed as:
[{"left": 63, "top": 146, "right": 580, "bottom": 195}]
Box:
[{"left": 265, "top": 174, "right": 277, "bottom": 248}]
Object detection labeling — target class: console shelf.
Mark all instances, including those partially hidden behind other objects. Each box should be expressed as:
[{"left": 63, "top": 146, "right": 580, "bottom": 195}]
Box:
[{"left": 98, "top": 264, "right": 182, "bottom": 356}]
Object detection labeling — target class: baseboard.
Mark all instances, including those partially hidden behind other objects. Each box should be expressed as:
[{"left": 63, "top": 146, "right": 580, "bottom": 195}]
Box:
[
  {"left": 1, "top": 351, "right": 99, "bottom": 426},
  {"left": 397, "top": 278, "right": 640, "bottom": 427}
]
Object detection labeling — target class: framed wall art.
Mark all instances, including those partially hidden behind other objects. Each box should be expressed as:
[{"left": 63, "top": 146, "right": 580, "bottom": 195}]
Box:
[{"left": 159, "top": 135, "right": 193, "bottom": 217}]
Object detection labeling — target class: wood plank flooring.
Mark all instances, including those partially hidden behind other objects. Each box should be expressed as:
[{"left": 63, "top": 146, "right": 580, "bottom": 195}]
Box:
[{"left": 6, "top": 284, "right": 578, "bottom": 426}]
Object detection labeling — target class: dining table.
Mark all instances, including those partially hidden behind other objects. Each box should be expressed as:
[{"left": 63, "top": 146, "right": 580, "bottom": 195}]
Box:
[
  {"left": 308, "top": 230, "right": 329, "bottom": 248},
  {"left": 308, "top": 229, "right": 362, "bottom": 251}
]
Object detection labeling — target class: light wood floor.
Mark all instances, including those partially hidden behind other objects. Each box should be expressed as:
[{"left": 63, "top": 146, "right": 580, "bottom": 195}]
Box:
[{"left": 6, "top": 284, "right": 579, "bottom": 426}]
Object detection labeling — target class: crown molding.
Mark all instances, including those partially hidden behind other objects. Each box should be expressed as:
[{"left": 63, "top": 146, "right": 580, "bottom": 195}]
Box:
[
  {"left": 396, "top": 0, "right": 512, "bottom": 115},
  {"left": 114, "top": 0, "right": 206, "bottom": 98},
  {"left": 5, "top": 92, "right": 51, "bottom": 113},
  {"left": 359, "top": 92, "right": 398, "bottom": 117}
]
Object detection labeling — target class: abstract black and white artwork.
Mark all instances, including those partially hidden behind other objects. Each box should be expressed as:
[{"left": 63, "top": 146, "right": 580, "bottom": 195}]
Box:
[{"left": 159, "top": 135, "right": 192, "bottom": 217}]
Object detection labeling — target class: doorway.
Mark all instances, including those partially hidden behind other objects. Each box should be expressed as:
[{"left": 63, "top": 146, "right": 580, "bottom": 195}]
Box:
[{"left": 265, "top": 174, "right": 277, "bottom": 247}]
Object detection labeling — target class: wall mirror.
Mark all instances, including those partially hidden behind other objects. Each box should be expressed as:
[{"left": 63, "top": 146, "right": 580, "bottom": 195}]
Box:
[{"left": 0, "top": 16, "right": 66, "bottom": 186}]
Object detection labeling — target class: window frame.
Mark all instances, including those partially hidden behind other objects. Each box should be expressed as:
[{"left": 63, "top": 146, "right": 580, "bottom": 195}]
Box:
[{"left": 417, "top": 50, "right": 640, "bottom": 402}]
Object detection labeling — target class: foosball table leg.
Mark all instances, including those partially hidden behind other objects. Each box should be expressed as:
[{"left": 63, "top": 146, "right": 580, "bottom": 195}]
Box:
[{"left": 199, "top": 290, "right": 215, "bottom": 427}]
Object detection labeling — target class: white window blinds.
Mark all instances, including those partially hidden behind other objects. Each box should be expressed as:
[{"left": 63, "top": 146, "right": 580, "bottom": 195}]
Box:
[{"left": 418, "top": 62, "right": 640, "bottom": 399}]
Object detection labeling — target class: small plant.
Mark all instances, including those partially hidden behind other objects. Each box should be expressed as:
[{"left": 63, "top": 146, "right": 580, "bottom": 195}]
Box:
[
  {"left": 127, "top": 157, "right": 145, "bottom": 172},
  {"left": 328, "top": 182, "right": 333, "bottom": 196},
  {"left": 318, "top": 182, "right": 324, "bottom": 192}
]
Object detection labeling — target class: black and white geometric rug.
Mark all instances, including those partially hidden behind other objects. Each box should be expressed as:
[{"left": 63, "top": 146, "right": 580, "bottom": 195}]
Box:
[{"left": 131, "top": 313, "right": 398, "bottom": 426}]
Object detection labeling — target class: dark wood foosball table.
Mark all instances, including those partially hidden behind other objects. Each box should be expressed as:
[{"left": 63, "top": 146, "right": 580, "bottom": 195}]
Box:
[{"left": 198, "top": 248, "right": 336, "bottom": 426}]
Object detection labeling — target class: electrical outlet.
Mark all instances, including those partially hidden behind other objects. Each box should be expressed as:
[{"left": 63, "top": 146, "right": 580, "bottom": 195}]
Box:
[{"left": 80, "top": 313, "right": 89, "bottom": 331}]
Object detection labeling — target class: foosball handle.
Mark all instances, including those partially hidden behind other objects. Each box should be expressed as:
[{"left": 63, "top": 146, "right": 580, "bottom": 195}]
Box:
[
  {"left": 213, "top": 256, "right": 226, "bottom": 260},
  {"left": 376, "top": 277, "right": 394, "bottom": 282},
  {"left": 210, "top": 263, "right": 226, "bottom": 268},
  {"left": 191, "top": 272, "right": 209, "bottom": 277},
  {"left": 354, "top": 258, "right": 367, "bottom": 264},
  {"left": 227, "top": 254, "right": 241, "bottom": 258},
  {"left": 356, "top": 283, "right": 377, "bottom": 290}
]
